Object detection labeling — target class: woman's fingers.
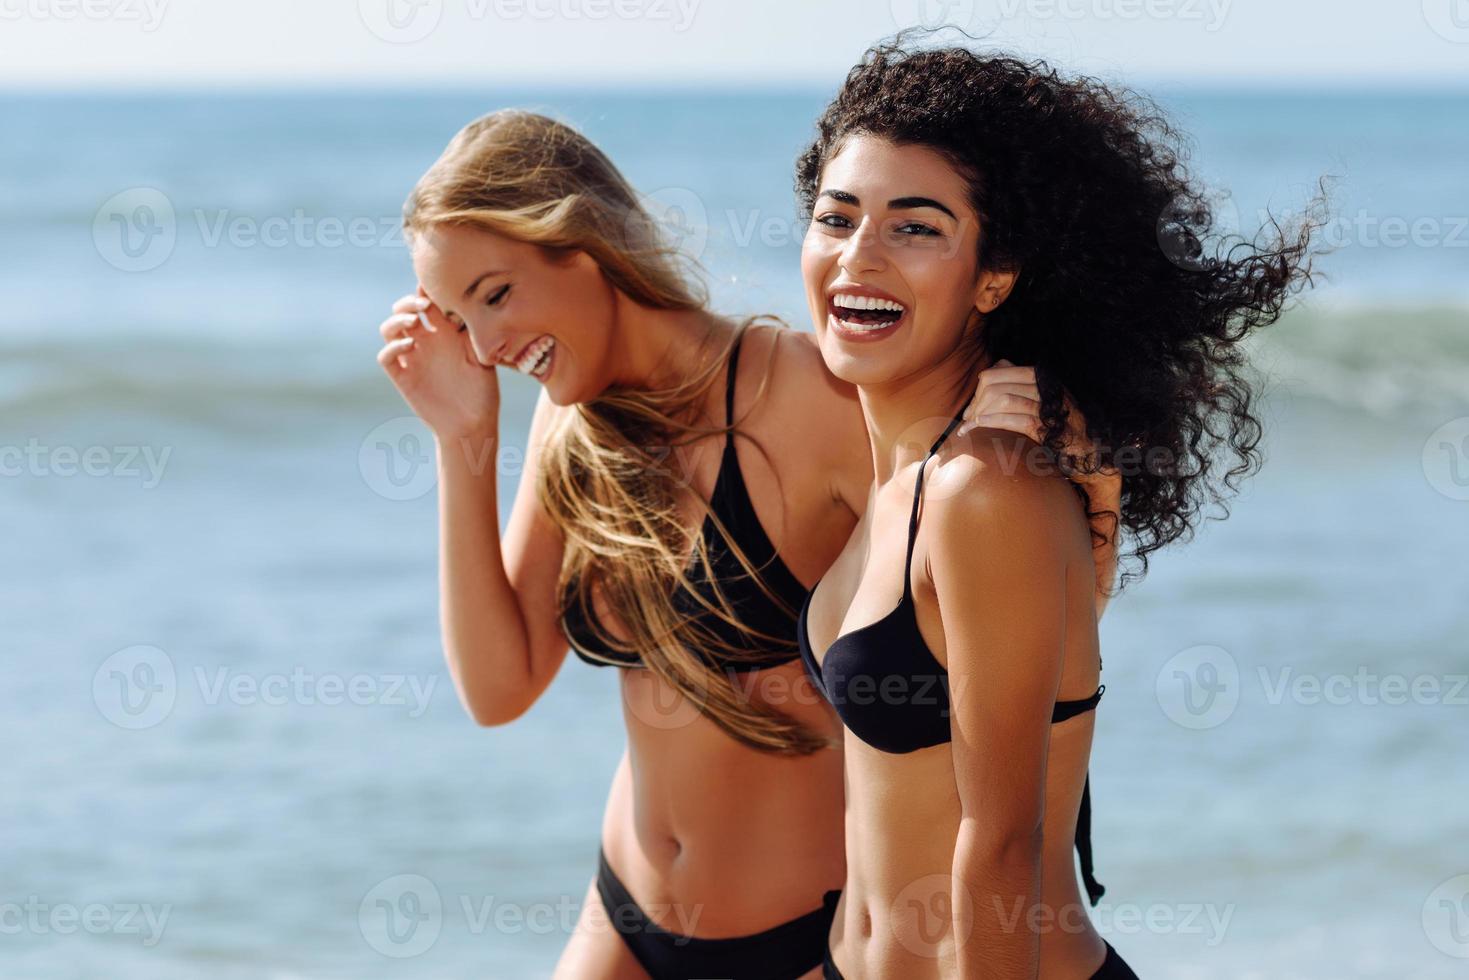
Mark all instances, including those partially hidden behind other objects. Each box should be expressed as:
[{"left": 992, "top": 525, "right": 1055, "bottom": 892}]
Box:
[
  {"left": 975, "top": 383, "right": 1040, "bottom": 406},
  {"left": 975, "top": 366, "right": 1035, "bottom": 385},
  {"left": 376, "top": 335, "right": 416, "bottom": 373},
  {"left": 390, "top": 291, "right": 452, "bottom": 335},
  {"left": 965, "top": 357, "right": 1036, "bottom": 422},
  {"left": 418, "top": 302, "right": 455, "bottom": 334},
  {"left": 391, "top": 293, "right": 433, "bottom": 316},
  {"left": 982, "top": 392, "right": 1041, "bottom": 414},
  {"left": 965, "top": 411, "right": 1043, "bottom": 442},
  {"left": 379, "top": 311, "right": 427, "bottom": 341},
  {"left": 977, "top": 358, "right": 1032, "bottom": 383}
]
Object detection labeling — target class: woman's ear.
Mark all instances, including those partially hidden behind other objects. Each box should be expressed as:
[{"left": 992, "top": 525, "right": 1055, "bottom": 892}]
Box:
[{"left": 974, "top": 265, "right": 1020, "bottom": 313}]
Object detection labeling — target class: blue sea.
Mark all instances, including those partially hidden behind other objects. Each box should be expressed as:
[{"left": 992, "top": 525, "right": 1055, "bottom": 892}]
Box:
[{"left": 2, "top": 88, "right": 1467, "bottom": 978}]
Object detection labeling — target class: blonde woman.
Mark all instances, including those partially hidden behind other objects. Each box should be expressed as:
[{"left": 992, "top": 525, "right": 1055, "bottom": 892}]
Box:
[{"left": 375, "top": 110, "right": 1121, "bottom": 979}]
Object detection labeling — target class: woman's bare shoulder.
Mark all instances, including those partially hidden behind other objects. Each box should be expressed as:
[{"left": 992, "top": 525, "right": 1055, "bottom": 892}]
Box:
[
  {"left": 755, "top": 321, "right": 856, "bottom": 410},
  {"left": 743, "top": 320, "right": 872, "bottom": 506},
  {"left": 926, "top": 426, "right": 1091, "bottom": 561}
]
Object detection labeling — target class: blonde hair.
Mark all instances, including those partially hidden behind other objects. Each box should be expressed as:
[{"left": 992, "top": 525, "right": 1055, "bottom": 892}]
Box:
[{"left": 404, "top": 110, "right": 826, "bottom": 755}]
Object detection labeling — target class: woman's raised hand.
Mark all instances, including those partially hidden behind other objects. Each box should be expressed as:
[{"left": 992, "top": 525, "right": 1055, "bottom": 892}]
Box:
[{"left": 376, "top": 289, "right": 502, "bottom": 440}]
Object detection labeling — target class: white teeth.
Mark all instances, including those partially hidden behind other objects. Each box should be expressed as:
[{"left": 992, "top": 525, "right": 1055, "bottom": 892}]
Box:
[
  {"left": 515, "top": 336, "right": 555, "bottom": 378},
  {"left": 832, "top": 294, "right": 906, "bottom": 314},
  {"left": 831, "top": 293, "right": 906, "bottom": 332},
  {"left": 833, "top": 315, "right": 893, "bottom": 332}
]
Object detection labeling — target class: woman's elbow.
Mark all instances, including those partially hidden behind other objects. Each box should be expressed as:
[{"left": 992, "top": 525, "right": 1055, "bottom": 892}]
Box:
[
  {"left": 958, "top": 812, "right": 1045, "bottom": 869},
  {"left": 456, "top": 683, "right": 535, "bottom": 727}
]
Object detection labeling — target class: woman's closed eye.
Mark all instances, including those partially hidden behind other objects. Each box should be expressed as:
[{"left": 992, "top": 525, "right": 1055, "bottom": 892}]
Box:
[{"left": 486, "top": 283, "right": 511, "bottom": 307}]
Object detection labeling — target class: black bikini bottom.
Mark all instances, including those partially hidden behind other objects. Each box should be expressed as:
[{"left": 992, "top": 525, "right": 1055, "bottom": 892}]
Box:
[
  {"left": 822, "top": 936, "right": 1140, "bottom": 979},
  {"left": 596, "top": 846, "right": 840, "bottom": 980}
]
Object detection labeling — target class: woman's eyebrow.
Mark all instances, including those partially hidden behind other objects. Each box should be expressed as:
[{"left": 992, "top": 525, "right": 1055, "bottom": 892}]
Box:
[
  {"left": 462, "top": 268, "right": 509, "bottom": 300},
  {"left": 888, "top": 196, "right": 956, "bottom": 219},
  {"left": 816, "top": 189, "right": 956, "bottom": 220}
]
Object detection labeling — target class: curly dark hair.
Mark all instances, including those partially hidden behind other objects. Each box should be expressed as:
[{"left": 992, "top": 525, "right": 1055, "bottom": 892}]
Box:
[{"left": 795, "top": 36, "right": 1323, "bottom": 590}]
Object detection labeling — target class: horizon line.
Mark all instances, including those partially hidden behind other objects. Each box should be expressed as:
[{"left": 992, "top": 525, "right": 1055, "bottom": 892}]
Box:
[{"left": 5, "top": 74, "right": 1469, "bottom": 96}]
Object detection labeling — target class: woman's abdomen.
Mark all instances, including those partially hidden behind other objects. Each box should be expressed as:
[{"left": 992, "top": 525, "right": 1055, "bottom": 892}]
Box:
[{"left": 599, "top": 663, "right": 846, "bottom": 936}]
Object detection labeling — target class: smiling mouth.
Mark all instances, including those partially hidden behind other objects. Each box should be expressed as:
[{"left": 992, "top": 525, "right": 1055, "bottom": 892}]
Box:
[
  {"left": 828, "top": 294, "right": 907, "bottom": 331},
  {"left": 512, "top": 335, "right": 556, "bottom": 379}
]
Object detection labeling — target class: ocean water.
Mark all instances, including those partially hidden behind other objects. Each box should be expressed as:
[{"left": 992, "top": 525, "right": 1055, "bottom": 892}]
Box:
[{"left": 2, "top": 88, "right": 1467, "bottom": 979}]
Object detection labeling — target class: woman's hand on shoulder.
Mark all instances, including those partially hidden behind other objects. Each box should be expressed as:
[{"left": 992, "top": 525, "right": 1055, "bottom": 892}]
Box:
[{"left": 959, "top": 357, "right": 1120, "bottom": 495}]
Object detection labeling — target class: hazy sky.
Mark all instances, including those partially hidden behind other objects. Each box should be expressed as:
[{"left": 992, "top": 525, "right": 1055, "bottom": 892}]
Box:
[{"left": 2, "top": 0, "right": 1467, "bottom": 88}]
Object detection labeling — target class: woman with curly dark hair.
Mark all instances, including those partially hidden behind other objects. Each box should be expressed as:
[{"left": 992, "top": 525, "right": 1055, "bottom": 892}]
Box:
[{"left": 795, "top": 40, "right": 1317, "bottom": 979}]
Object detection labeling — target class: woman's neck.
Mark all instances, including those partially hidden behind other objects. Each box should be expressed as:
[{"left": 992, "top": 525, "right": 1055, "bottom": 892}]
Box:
[
  {"left": 859, "top": 346, "right": 992, "bottom": 486},
  {"left": 608, "top": 294, "right": 724, "bottom": 394}
]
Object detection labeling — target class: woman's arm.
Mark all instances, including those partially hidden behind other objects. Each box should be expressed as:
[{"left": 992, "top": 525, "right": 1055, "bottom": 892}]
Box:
[
  {"left": 379, "top": 294, "right": 569, "bottom": 726},
  {"left": 436, "top": 387, "right": 570, "bottom": 725},
  {"left": 928, "top": 440, "right": 1080, "bottom": 979}
]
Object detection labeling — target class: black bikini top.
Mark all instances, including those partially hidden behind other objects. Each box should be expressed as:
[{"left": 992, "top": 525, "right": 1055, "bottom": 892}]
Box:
[
  {"left": 558, "top": 325, "right": 809, "bottom": 673},
  {"left": 796, "top": 400, "right": 1108, "bottom": 905}
]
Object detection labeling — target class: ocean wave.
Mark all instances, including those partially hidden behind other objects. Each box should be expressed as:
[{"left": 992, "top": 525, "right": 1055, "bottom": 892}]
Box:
[
  {"left": 3, "top": 305, "right": 1465, "bottom": 426},
  {"left": 1248, "top": 303, "right": 1469, "bottom": 420},
  {"left": 0, "top": 337, "right": 393, "bottom": 430}
]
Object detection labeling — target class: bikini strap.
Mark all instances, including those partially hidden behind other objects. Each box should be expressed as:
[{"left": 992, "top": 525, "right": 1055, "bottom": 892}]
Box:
[
  {"left": 1053, "top": 682, "right": 1106, "bottom": 723},
  {"left": 724, "top": 325, "right": 744, "bottom": 431},
  {"left": 901, "top": 403, "right": 971, "bottom": 598},
  {"left": 1076, "top": 771, "right": 1106, "bottom": 906}
]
